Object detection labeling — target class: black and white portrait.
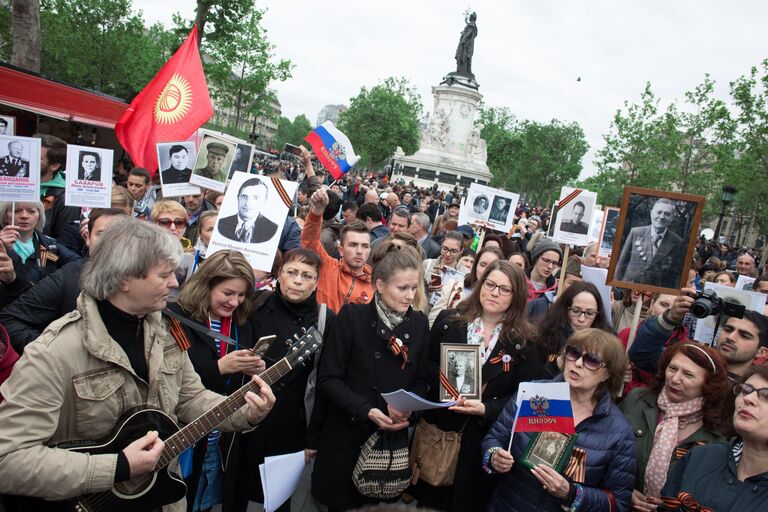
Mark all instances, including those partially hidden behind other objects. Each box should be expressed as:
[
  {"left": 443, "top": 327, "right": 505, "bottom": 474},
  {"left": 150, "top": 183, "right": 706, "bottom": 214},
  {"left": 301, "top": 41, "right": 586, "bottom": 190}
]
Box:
[
  {"left": 553, "top": 188, "right": 596, "bottom": 246},
  {"left": 0, "top": 140, "right": 30, "bottom": 177},
  {"left": 609, "top": 187, "right": 703, "bottom": 293},
  {"left": 559, "top": 200, "right": 590, "bottom": 235},
  {"left": 0, "top": 116, "right": 15, "bottom": 136},
  {"left": 228, "top": 143, "right": 255, "bottom": 179},
  {"left": 488, "top": 196, "right": 511, "bottom": 223},
  {"left": 528, "top": 432, "right": 568, "bottom": 469},
  {"left": 189, "top": 133, "right": 236, "bottom": 192},
  {"left": 473, "top": 194, "right": 489, "bottom": 214},
  {"left": 158, "top": 142, "right": 194, "bottom": 184},
  {"left": 77, "top": 150, "right": 101, "bottom": 181},
  {"left": 440, "top": 344, "right": 481, "bottom": 401},
  {"left": 598, "top": 207, "right": 621, "bottom": 258},
  {"left": 218, "top": 177, "right": 278, "bottom": 244}
]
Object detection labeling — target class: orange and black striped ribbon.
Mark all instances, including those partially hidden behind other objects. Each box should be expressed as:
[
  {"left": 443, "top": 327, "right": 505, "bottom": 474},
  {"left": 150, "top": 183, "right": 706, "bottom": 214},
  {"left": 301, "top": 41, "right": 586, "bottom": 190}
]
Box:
[
  {"left": 660, "top": 492, "right": 714, "bottom": 512},
  {"left": 563, "top": 447, "right": 586, "bottom": 483},
  {"left": 388, "top": 336, "right": 408, "bottom": 370},
  {"left": 168, "top": 317, "right": 191, "bottom": 351},
  {"left": 557, "top": 188, "right": 583, "bottom": 209},
  {"left": 271, "top": 176, "right": 293, "bottom": 208},
  {"left": 439, "top": 370, "right": 460, "bottom": 401},
  {"left": 489, "top": 350, "right": 511, "bottom": 372}
]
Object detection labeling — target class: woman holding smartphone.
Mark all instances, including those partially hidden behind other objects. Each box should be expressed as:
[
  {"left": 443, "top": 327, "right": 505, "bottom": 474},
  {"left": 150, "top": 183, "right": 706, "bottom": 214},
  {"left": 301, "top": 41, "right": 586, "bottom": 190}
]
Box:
[
  {"left": 168, "top": 250, "right": 265, "bottom": 512},
  {"left": 312, "top": 241, "right": 430, "bottom": 511}
]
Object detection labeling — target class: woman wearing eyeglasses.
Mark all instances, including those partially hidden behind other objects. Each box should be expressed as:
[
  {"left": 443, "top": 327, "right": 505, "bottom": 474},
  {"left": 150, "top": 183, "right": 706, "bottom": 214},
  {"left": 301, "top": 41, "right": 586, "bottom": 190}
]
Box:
[
  {"left": 411, "top": 261, "right": 544, "bottom": 512},
  {"left": 535, "top": 281, "right": 612, "bottom": 377},
  {"left": 526, "top": 238, "right": 562, "bottom": 300},
  {"left": 151, "top": 199, "right": 193, "bottom": 252},
  {"left": 619, "top": 343, "right": 729, "bottom": 511},
  {"left": 659, "top": 365, "right": 768, "bottom": 511},
  {"left": 482, "top": 329, "right": 636, "bottom": 512},
  {"left": 223, "top": 248, "right": 335, "bottom": 512},
  {"left": 168, "top": 250, "right": 265, "bottom": 512}
]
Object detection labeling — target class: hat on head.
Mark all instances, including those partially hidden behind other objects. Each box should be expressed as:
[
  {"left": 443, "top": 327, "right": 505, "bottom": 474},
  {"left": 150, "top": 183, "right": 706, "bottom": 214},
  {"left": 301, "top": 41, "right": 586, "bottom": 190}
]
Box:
[
  {"left": 529, "top": 215, "right": 542, "bottom": 226},
  {"left": 380, "top": 192, "right": 389, "bottom": 201},
  {"left": 449, "top": 200, "right": 460, "bottom": 208},
  {"left": 207, "top": 142, "right": 229, "bottom": 156},
  {"left": 457, "top": 224, "right": 475, "bottom": 239},
  {"left": 530, "top": 237, "right": 563, "bottom": 263},
  {"left": 562, "top": 255, "right": 582, "bottom": 278}
]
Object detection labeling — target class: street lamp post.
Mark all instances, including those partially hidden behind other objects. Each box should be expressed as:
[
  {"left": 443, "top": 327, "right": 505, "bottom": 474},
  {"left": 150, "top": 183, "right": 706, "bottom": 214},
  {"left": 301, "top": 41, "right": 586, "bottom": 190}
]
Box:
[{"left": 713, "top": 185, "right": 737, "bottom": 242}]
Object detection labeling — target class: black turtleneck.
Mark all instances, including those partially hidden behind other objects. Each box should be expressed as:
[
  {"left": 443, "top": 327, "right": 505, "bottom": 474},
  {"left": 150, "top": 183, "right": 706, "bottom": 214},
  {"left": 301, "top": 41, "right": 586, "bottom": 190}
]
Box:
[{"left": 97, "top": 299, "right": 149, "bottom": 383}]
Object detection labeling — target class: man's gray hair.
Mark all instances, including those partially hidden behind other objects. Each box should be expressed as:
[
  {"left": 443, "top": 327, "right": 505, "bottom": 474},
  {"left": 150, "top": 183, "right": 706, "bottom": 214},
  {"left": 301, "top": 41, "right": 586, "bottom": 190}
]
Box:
[
  {"left": 0, "top": 201, "right": 46, "bottom": 231},
  {"left": 81, "top": 217, "right": 182, "bottom": 300},
  {"left": 411, "top": 212, "right": 431, "bottom": 233},
  {"left": 652, "top": 197, "right": 676, "bottom": 210}
]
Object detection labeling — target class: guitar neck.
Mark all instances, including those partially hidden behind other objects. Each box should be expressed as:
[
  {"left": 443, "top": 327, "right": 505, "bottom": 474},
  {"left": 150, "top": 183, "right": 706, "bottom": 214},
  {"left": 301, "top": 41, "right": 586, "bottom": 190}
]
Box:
[{"left": 158, "top": 358, "right": 293, "bottom": 467}]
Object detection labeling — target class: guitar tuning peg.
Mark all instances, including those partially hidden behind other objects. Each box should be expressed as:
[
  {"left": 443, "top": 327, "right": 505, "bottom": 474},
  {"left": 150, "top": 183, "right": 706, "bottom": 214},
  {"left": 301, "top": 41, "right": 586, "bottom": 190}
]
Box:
[{"left": 301, "top": 327, "right": 307, "bottom": 333}]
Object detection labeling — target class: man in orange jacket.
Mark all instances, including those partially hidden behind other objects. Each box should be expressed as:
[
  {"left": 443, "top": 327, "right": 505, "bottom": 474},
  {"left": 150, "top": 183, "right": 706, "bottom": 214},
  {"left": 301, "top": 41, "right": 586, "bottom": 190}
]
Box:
[{"left": 301, "top": 188, "right": 373, "bottom": 312}]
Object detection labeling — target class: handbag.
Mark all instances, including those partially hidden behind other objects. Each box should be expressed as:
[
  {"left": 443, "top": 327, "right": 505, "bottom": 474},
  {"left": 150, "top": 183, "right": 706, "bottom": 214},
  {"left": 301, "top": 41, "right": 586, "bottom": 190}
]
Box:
[
  {"left": 409, "top": 418, "right": 465, "bottom": 487},
  {"left": 352, "top": 429, "right": 411, "bottom": 499}
]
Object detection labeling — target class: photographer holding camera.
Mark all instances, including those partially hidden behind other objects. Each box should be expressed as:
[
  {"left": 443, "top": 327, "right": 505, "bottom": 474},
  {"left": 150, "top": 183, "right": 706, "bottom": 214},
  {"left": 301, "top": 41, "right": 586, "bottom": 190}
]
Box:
[{"left": 629, "top": 286, "right": 768, "bottom": 382}]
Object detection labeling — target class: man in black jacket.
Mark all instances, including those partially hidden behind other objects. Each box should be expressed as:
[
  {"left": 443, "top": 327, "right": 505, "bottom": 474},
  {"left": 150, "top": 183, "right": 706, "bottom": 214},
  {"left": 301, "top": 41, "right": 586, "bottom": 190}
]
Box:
[
  {"left": 36, "top": 134, "right": 82, "bottom": 251},
  {"left": 0, "top": 209, "right": 127, "bottom": 353}
]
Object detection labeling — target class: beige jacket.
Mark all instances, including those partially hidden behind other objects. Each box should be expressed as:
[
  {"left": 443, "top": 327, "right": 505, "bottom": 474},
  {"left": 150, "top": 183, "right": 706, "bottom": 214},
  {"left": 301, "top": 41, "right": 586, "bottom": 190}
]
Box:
[{"left": 0, "top": 293, "right": 252, "bottom": 509}]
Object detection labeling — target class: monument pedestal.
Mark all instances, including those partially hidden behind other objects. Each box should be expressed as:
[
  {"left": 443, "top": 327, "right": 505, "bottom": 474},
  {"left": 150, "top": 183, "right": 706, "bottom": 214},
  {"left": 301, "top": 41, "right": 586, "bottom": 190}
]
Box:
[{"left": 392, "top": 83, "right": 491, "bottom": 192}]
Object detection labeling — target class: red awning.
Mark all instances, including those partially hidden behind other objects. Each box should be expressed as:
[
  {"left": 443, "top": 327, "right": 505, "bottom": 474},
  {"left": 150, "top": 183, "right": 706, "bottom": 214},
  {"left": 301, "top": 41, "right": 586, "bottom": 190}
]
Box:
[{"left": 0, "top": 63, "right": 128, "bottom": 128}]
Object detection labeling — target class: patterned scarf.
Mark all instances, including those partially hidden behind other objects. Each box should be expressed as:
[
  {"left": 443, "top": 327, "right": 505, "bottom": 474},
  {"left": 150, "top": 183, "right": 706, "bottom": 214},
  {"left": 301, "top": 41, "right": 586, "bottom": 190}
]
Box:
[
  {"left": 644, "top": 388, "right": 704, "bottom": 497},
  {"left": 375, "top": 292, "right": 405, "bottom": 330}
]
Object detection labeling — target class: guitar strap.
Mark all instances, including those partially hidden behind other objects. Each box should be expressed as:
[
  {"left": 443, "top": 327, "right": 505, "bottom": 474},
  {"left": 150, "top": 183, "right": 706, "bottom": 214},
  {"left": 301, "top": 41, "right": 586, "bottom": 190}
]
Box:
[{"left": 162, "top": 308, "right": 239, "bottom": 347}]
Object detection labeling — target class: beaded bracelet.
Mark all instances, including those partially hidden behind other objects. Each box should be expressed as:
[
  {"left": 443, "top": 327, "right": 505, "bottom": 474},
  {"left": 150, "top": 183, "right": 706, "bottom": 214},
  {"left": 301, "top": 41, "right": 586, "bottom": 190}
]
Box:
[
  {"left": 560, "top": 484, "right": 584, "bottom": 512},
  {"left": 482, "top": 447, "right": 500, "bottom": 474}
]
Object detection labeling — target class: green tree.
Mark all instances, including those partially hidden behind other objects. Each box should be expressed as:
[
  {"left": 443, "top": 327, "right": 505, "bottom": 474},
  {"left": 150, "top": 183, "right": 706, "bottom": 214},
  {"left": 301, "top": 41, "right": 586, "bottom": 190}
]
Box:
[
  {"left": 274, "top": 114, "right": 312, "bottom": 150},
  {"left": 478, "top": 105, "right": 588, "bottom": 207},
  {"left": 193, "top": 0, "right": 250, "bottom": 48},
  {"left": 338, "top": 77, "right": 422, "bottom": 168}
]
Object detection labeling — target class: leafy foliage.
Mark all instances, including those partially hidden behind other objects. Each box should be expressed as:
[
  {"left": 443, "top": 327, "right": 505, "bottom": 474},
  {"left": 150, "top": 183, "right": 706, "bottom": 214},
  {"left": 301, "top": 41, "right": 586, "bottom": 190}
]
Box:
[
  {"left": 337, "top": 77, "right": 423, "bottom": 168},
  {"left": 274, "top": 114, "right": 312, "bottom": 150}
]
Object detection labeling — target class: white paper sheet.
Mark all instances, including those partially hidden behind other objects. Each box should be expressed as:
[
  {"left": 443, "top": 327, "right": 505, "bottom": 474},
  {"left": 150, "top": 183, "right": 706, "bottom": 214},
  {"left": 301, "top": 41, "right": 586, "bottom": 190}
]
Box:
[
  {"left": 580, "top": 266, "right": 613, "bottom": 325},
  {"left": 381, "top": 389, "right": 456, "bottom": 411},
  {"left": 259, "top": 450, "right": 306, "bottom": 512}
]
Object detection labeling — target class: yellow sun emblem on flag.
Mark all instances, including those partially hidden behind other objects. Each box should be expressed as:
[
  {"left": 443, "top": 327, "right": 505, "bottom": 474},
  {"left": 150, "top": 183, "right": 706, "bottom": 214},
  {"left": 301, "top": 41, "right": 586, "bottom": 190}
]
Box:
[{"left": 154, "top": 73, "right": 192, "bottom": 125}]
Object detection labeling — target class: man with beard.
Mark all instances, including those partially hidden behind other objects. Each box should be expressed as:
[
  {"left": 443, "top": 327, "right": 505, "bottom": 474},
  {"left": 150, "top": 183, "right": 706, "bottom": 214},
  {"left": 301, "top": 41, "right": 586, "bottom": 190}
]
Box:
[
  {"left": 161, "top": 145, "right": 193, "bottom": 184},
  {"left": 629, "top": 287, "right": 768, "bottom": 381}
]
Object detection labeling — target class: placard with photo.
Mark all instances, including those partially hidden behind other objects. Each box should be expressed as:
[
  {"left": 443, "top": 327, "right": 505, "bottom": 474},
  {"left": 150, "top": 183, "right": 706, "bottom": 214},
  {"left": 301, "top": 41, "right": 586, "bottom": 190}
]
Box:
[
  {"left": 64, "top": 145, "right": 113, "bottom": 208},
  {"left": 553, "top": 187, "right": 597, "bottom": 246},
  {"left": 0, "top": 115, "right": 15, "bottom": 136},
  {"left": 157, "top": 141, "right": 200, "bottom": 197},
  {"left": 189, "top": 133, "right": 237, "bottom": 193},
  {"left": 0, "top": 135, "right": 41, "bottom": 202},
  {"left": 228, "top": 142, "right": 255, "bottom": 179},
  {"left": 545, "top": 202, "right": 559, "bottom": 238},
  {"left": 607, "top": 186, "right": 704, "bottom": 295},
  {"left": 206, "top": 171, "right": 298, "bottom": 272},
  {"left": 458, "top": 183, "right": 519, "bottom": 233},
  {"left": 597, "top": 207, "right": 621, "bottom": 259},
  {"left": 588, "top": 208, "right": 604, "bottom": 243},
  {"left": 439, "top": 343, "right": 481, "bottom": 401}
]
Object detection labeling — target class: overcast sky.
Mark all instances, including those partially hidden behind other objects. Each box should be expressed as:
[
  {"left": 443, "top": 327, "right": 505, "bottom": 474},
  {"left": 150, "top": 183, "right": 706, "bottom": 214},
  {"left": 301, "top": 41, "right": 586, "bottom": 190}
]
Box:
[{"left": 133, "top": 0, "right": 768, "bottom": 179}]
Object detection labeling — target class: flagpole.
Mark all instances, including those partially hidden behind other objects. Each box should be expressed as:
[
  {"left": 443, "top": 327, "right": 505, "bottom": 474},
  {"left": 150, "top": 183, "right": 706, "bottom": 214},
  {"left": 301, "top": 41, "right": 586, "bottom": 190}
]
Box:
[{"left": 10, "top": 202, "right": 14, "bottom": 226}]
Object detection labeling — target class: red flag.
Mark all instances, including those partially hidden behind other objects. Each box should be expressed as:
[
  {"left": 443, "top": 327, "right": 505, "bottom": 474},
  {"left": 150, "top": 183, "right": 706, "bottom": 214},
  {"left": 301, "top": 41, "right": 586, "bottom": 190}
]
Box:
[{"left": 115, "top": 25, "right": 213, "bottom": 173}]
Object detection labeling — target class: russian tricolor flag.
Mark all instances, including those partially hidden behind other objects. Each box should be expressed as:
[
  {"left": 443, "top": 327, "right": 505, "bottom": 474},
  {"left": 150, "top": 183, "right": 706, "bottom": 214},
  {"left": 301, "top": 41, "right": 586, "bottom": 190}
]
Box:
[
  {"left": 511, "top": 382, "right": 575, "bottom": 435},
  {"left": 304, "top": 121, "right": 361, "bottom": 180}
]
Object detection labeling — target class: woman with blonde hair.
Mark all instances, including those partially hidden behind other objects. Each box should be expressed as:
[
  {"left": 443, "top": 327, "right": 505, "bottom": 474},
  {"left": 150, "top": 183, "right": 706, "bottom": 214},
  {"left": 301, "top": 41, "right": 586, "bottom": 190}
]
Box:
[
  {"left": 168, "top": 250, "right": 266, "bottom": 511},
  {"left": 151, "top": 199, "right": 193, "bottom": 252},
  {"left": 371, "top": 234, "right": 429, "bottom": 313}
]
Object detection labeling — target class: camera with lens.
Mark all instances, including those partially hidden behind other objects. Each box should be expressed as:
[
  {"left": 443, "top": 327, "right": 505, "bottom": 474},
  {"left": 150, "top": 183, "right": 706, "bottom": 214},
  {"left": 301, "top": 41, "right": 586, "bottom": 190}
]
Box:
[{"left": 690, "top": 290, "right": 746, "bottom": 319}]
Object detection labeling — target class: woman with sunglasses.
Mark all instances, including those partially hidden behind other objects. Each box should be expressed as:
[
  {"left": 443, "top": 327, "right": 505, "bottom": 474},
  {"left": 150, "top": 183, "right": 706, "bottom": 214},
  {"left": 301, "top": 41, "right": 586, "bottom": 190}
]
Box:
[
  {"left": 151, "top": 199, "right": 193, "bottom": 251},
  {"left": 620, "top": 343, "right": 729, "bottom": 511},
  {"left": 482, "top": 329, "right": 635, "bottom": 512},
  {"left": 427, "top": 246, "right": 504, "bottom": 327},
  {"left": 411, "top": 260, "right": 543, "bottom": 512},
  {"left": 312, "top": 242, "right": 430, "bottom": 511},
  {"left": 168, "top": 250, "right": 265, "bottom": 511},
  {"left": 659, "top": 365, "right": 768, "bottom": 511},
  {"left": 535, "top": 281, "right": 612, "bottom": 377},
  {"left": 223, "top": 248, "right": 335, "bottom": 512}
]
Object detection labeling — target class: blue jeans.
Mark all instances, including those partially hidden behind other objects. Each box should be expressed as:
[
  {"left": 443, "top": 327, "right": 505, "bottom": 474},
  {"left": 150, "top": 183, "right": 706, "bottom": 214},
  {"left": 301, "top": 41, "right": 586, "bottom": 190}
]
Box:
[{"left": 192, "top": 443, "right": 224, "bottom": 511}]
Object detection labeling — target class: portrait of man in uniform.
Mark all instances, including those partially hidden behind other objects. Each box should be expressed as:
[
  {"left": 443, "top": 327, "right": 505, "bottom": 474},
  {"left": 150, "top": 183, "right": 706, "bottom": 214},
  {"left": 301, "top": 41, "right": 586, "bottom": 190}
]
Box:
[
  {"left": 217, "top": 177, "right": 278, "bottom": 244},
  {"left": 0, "top": 140, "right": 29, "bottom": 177},
  {"left": 614, "top": 197, "right": 689, "bottom": 289},
  {"left": 160, "top": 144, "right": 193, "bottom": 184},
  {"left": 559, "top": 201, "right": 590, "bottom": 235},
  {"left": 194, "top": 141, "right": 230, "bottom": 183},
  {"left": 488, "top": 195, "right": 511, "bottom": 223}
]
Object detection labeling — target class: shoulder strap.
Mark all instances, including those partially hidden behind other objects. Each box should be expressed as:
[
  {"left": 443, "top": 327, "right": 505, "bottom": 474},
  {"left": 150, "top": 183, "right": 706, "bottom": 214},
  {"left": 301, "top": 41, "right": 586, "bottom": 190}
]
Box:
[
  {"left": 317, "top": 303, "right": 328, "bottom": 336},
  {"left": 253, "top": 289, "right": 273, "bottom": 311},
  {"left": 162, "top": 307, "right": 238, "bottom": 346}
]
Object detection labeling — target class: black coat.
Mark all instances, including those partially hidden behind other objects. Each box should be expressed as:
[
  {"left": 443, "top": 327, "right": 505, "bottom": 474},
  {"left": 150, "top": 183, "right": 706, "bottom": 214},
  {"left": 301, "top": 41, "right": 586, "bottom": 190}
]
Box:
[
  {"left": 412, "top": 309, "right": 545, "bottom": 512},
  {"left": 222, "top": 288, "right": 335, "bottom": 512},
  {"left": 0, "top": 259, "right": 83, "bottom": 353},
  {"left": 165, "top": 302, "right": 255, "bottom": 512},
  {"left": 311, "top": 301, "right": 430, "bottom": 511}
]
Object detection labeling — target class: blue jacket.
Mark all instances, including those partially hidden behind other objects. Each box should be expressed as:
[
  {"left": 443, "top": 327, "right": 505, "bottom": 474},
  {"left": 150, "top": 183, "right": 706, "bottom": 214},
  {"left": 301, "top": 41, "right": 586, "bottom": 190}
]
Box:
[
  {"left": 482, "top": 377, "right": 636, "bottom": 512},
  {"left": 628, "top": 314, "right": 675, "bottom": 375}
]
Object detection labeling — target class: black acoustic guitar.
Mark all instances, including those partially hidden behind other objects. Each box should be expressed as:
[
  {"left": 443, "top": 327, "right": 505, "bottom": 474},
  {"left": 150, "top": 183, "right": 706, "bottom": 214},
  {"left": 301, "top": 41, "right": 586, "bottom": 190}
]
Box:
[{"left": 58, "top": 327, "right": 323, "bottom": 512}]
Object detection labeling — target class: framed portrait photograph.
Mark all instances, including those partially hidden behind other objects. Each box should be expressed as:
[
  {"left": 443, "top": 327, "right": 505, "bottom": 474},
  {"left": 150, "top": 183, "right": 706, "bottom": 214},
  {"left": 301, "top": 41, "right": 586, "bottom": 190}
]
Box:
[
  {"left": 607, "top": 187, "right": 705, "bottom": 295},
  {"left": 0, "top": 115, "right": 15, "bottom": 136},
  {"left": 520, "top": 432, "right": 578, "bottom": 473},
  {"left": 228, "top": 142, "right": 255, "bottom": 179},
  {"left": 156, "top": 141, "right": 200, "bottom": 197},
  {"left": 189, "top": 133, "right": 237, "bottom": 192},
  {"left": 597, "top": 207, "right": 621, "bottom": 259},
  {"left": 439, "top": 343, "right": 481, "bottom": 402}
]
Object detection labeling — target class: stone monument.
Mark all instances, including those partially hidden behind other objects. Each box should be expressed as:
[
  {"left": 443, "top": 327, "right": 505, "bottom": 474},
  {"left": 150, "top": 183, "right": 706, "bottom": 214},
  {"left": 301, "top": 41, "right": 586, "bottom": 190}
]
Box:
[{"left": 392, "top": 12, "right": 491, "bottom": 191}]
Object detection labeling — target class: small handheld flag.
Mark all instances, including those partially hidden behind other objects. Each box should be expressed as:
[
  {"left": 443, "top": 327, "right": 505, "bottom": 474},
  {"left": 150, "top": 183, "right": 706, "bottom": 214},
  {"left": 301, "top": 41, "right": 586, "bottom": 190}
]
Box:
[
  {"left": 508, "top": 382, "right": 575, "bottom": 450},
  {"left": 304, "top": 121, "right": 360, "bottom": 180}
]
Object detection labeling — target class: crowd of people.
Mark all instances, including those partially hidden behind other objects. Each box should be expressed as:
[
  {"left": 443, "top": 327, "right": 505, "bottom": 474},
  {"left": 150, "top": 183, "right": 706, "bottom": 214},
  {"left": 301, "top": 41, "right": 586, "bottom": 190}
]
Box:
[{"left": 0, "top": 133, "right": 766, "bottom": 512}]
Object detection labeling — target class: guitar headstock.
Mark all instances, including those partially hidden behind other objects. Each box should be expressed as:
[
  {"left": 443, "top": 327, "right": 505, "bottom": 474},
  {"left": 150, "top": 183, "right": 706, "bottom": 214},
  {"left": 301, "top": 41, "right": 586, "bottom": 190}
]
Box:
[{"left": 284, "top": 327, "right": 323, "bottom": 366}]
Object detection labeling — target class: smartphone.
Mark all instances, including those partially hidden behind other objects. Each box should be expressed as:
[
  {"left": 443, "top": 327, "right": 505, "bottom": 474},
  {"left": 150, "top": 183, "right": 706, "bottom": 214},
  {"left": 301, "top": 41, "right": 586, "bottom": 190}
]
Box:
[
  {"left": 430, "top": 273, "right": 442, "bottom": 287},
  {"left": 251, "top": 335, "right": 277, "bottom": 357},
  {"left": 284, "top": 143, "right": 303, "bottom": 157}
]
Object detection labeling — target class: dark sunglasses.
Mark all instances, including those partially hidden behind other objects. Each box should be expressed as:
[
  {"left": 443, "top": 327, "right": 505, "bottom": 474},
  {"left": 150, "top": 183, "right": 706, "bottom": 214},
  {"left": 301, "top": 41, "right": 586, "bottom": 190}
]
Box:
[
  {"left": 157, "top": 218, "right": 186, "bottom": 228},
  {"left": 564, "top": 345, "right": 607, "bottom": 371}
]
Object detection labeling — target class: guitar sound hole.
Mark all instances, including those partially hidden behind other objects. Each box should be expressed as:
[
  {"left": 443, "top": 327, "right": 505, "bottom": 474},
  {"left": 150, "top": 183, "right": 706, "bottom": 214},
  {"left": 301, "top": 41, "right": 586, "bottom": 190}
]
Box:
[{"left": 114, "top": 473, "right": 154, "bottom": 496}]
